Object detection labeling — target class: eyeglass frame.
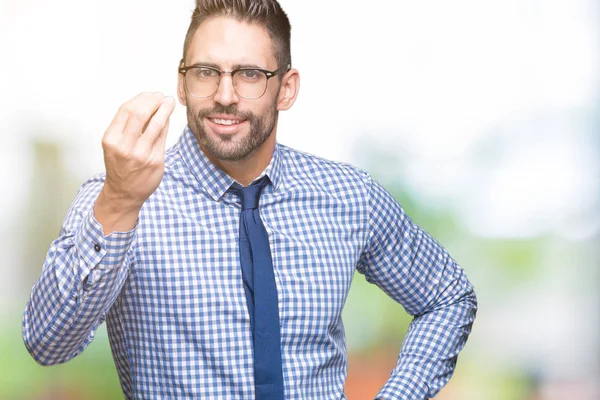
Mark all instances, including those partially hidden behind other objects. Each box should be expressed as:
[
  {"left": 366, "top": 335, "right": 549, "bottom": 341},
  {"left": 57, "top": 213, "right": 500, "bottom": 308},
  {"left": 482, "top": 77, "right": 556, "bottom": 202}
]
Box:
[{"left": 178, "top": 60, "right": 291, "bottom": 99}]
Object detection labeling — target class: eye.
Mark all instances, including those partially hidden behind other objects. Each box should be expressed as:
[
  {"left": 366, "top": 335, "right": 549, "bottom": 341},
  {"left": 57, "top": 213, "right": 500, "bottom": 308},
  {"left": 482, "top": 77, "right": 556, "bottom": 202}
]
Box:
[
  {"left": 194, "top": 68, "right": 218, "bottom": 79},
  {"left": 238, "top": 69, "right": 262, "bottom": 81}
]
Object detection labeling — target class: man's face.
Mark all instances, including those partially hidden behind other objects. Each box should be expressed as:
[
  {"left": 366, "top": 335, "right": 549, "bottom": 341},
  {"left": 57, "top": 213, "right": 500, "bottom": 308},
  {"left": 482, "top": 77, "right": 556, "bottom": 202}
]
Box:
[{"left": 179, "top": 17, "right": 281, "bottom": 162}]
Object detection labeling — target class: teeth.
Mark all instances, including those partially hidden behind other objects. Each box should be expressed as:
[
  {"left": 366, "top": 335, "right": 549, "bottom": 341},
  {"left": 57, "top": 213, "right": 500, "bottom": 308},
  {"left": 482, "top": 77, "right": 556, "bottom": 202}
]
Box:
[{"left": 212, "top": 118, "right": 241, "bottom": 126}]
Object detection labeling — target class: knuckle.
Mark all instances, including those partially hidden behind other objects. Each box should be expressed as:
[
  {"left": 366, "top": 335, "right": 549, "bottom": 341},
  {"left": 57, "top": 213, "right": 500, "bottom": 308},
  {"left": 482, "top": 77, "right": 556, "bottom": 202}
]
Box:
[
  {"left": 118, "top": 102, "right": 132, "bottom": 115},
  {"left": 131, "top": 148, "right": 148, "bottom": 162},
  {"left": 115, "top": 146, "right": 131, "bottom": 159},
  {"left": 101, "top": 135, "right": 115, "bottom": 149},
  {"left": 147, "top": 117, "right": 165, "bottom": 132},
  {"left": 133, "top": 109, "right": 150, "bottom": 121},
  {"left": 145, "top": 91, "right": 164, "bottom": 105}
]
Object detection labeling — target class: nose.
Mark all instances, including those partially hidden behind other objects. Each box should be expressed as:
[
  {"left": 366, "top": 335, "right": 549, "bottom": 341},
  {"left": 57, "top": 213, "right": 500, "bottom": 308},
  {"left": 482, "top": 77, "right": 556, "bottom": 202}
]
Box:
[{"left": 213, "top": 74, "right": 239, "bottom": 107}]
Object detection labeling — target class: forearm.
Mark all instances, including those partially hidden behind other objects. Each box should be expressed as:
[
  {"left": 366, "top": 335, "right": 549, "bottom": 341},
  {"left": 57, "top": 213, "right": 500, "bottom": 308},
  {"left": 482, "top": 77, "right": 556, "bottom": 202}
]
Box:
[
  {"left": 376, "top": 283, "right": 477, "bottom": 400},
  {"left": 357, "top": 173, "right": 478, "bottom": 399},
  {"left": 23, "top": 188, "right": 136, "bottom": 365}
]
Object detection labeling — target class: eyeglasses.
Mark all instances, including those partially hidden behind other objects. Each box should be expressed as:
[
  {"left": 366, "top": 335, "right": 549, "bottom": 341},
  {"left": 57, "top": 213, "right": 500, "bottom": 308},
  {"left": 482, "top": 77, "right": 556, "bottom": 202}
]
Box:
[{"left": 178, "top": 62, "right": 291, "bottom": 99}]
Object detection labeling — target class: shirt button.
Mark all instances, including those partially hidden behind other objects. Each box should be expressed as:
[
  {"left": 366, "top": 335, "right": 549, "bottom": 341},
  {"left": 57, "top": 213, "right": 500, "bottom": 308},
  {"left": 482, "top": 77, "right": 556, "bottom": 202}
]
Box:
[{"left": 94, "top": 243, "right": 101, "bottom": 252}]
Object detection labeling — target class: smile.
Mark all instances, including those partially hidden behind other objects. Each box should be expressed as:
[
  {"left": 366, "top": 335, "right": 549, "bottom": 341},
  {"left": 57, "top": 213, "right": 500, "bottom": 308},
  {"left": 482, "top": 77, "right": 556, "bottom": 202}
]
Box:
[
  {"left": 205, "top": 116, "right": 248, "bottom": 135},
  {"left": 209, "top": 118, "right": 244, "bottom": 126}
]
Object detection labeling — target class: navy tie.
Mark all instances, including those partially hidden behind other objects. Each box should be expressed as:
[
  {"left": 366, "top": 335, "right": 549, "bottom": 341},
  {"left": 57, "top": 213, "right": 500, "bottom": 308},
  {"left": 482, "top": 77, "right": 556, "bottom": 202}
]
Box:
[{"left": 231, "top": 176, "right": 284, "bottom": 400}]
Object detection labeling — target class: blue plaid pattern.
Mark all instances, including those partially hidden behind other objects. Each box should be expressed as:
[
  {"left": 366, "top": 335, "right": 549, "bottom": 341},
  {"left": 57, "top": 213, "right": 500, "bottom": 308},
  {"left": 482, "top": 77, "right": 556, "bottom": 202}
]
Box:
[{"left": 23, "top": 125, "right": 477, "bottom": 399}]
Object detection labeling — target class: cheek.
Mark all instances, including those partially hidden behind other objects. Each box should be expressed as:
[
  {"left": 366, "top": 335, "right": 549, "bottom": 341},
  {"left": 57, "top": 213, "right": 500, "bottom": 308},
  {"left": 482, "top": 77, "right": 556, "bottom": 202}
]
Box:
[
  {"left": 187, "top": 100, "right": 212, "bottom": 116},
  {"left": 252, "top": 96, "right": 279, "bottom": 118}
]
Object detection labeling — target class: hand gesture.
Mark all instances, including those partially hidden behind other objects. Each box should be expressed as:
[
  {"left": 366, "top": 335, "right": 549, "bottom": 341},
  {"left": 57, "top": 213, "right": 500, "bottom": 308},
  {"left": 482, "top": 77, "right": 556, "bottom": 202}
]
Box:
[{"left": 94, "top": 92, "right": 176, "bottom": 235}]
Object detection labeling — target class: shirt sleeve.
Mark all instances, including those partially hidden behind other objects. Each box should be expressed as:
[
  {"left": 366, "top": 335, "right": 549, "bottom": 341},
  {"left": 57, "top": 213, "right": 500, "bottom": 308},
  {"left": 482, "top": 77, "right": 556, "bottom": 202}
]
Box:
[
  {"left": 356, "top": 173, "right": 478, "bottom": 400},
  {"left": 22, "top": 174, "right": 136, "bottom": 366}
]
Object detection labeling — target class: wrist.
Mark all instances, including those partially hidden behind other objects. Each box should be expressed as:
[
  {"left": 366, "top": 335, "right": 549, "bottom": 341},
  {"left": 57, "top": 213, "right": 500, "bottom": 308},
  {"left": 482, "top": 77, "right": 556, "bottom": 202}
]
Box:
[
  {"left": 98, "top": 182, "right": 145, "bottom": 211},
  {"left": 94, "top": 187, "right": 142, "bottom": 236}
]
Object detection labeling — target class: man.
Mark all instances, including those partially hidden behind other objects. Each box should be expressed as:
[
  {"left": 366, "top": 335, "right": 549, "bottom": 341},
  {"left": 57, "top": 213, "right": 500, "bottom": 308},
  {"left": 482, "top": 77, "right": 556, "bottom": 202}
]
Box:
[{"left": 23, "top": 0, "right": 477, "bottom": 399}]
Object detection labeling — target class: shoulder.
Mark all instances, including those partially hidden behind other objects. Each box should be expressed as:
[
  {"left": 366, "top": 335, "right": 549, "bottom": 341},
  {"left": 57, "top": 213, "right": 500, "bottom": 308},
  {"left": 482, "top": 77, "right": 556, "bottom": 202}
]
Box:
[{"left": 278, "top": 143, "right": 373, "bottom": 194}]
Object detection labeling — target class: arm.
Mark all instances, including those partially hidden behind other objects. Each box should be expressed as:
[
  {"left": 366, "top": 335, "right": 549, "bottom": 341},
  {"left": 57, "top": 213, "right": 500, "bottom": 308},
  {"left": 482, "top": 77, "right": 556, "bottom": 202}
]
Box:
[
  {"left": 22, "top": 92, "right": 176, "bottom": 366},
  {"left": 356, "top": 174, "right": 477, "bottom": 400},
  {"left": 22, "top": 176, "right": 136, "bottom": 365}
]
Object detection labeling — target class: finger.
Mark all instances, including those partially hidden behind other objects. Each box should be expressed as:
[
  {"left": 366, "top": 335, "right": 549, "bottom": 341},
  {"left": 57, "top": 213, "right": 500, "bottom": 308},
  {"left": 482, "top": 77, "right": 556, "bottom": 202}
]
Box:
[
  {"left": 104, "top": 95, "right": 139, "bottom": 141},
  {"left": 121, "top": 92, "right": 164, "bottom": 144},
  {"left": 139, "top": 96, "right": 175, "bottom": 148},
  {"left": 146, "top": 118, "right": 171, "bottom": 164},
  {"left": 155, "top": 114, "right": 171, "bottom": 154}
]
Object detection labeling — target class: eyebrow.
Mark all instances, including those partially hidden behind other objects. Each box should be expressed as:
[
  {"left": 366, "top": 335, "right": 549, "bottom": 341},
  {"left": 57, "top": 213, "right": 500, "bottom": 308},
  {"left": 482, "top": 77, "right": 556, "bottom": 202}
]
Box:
[{"left": 188, "top": 61, "right": 266, "bottom": 70}]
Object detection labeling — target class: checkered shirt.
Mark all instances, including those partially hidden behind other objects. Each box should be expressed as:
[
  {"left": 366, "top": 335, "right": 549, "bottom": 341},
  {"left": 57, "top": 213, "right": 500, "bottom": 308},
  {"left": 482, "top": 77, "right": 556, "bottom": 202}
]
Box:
[{"left": 23, "top": 125, "right": 477, "bottom": 399}]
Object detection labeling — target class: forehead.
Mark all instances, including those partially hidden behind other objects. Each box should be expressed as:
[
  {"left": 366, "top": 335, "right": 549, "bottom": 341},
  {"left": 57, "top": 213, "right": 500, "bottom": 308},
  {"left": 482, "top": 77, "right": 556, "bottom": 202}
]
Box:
[{"left": 187, "top": 17, "right": 276, "bottom": 68}]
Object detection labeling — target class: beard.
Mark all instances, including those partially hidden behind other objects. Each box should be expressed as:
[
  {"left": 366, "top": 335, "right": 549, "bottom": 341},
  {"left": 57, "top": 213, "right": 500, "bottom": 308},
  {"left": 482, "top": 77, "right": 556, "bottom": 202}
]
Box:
[{"left": 187, "top": 100, "right": 278, "bottom": 162}]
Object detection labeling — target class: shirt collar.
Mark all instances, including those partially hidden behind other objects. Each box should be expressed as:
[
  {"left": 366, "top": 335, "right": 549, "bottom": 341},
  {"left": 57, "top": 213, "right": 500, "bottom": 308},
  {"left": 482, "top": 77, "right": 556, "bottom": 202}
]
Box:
[{"left": 178, "top": 125, "right": 284, "bottom": 201}]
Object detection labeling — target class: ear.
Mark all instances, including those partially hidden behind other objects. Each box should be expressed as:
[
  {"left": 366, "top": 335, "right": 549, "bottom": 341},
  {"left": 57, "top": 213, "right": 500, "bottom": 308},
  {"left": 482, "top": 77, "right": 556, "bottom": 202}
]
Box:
[
  {"left": 276, "top": 68, "right": 300, "bottom": 111},
  {"left": 177, "top": 71, "right": 188, "bottom": 106}
]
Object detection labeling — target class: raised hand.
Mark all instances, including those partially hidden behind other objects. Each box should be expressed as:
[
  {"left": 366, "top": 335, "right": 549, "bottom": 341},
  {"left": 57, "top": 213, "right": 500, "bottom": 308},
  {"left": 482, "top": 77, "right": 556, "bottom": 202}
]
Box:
[{"left": 94, "top": 92, "right": 176, "bottom": 235}]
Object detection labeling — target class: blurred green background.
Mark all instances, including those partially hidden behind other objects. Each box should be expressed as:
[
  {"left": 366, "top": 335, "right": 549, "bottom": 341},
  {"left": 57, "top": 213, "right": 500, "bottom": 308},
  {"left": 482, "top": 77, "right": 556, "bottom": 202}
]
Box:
[{"left": 1, "top": 0, "right": 598, "bottom": 399}]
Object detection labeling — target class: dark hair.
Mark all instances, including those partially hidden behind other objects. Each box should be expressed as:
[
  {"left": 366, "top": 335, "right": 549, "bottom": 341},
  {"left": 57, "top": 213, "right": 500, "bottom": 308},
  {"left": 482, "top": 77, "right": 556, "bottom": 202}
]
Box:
[{"left": 182, "top": 0, "right": 292, "bottom": 70}]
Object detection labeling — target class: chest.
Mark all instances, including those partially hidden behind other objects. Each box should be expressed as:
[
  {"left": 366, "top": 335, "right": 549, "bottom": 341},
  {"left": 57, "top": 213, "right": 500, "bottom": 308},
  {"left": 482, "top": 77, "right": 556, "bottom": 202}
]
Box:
[{"left": 128, "top": 186, "right": 366, "bottom": 333}]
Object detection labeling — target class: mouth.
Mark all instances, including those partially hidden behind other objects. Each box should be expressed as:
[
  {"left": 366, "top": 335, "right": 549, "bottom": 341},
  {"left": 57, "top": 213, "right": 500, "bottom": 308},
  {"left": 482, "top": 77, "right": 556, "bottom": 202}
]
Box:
[{"left": 205, "top": 116, "right": 248, "bottom": 135}]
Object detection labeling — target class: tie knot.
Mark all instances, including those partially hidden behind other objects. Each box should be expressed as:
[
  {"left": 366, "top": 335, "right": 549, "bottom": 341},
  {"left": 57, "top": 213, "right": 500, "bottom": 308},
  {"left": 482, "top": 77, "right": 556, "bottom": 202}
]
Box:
[{"left": 231, "top": 176, "right": 269, "bottom": 210}]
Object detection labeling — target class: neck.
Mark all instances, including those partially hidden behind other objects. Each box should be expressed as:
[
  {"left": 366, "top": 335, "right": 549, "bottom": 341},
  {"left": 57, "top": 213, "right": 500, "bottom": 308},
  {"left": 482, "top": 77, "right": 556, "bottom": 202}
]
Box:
[{"left": 202, "top": 134, "right": 276, "bottom": 187}]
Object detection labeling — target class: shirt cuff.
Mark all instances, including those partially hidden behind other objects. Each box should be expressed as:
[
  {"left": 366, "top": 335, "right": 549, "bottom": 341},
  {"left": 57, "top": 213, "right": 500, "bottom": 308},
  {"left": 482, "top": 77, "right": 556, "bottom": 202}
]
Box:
[
  {"left": 74, "top": 208, "right": 137, "bottom": 284},
  {"left": 375, "top": 370, "right": 430, "bottom": 400}
]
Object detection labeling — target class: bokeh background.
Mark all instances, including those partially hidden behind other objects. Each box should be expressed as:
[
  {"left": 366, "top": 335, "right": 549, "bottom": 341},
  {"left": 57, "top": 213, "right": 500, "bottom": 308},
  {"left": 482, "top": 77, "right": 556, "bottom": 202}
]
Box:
[{"left": 1, "top": 0, "right": 598, "bottom": 399}]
